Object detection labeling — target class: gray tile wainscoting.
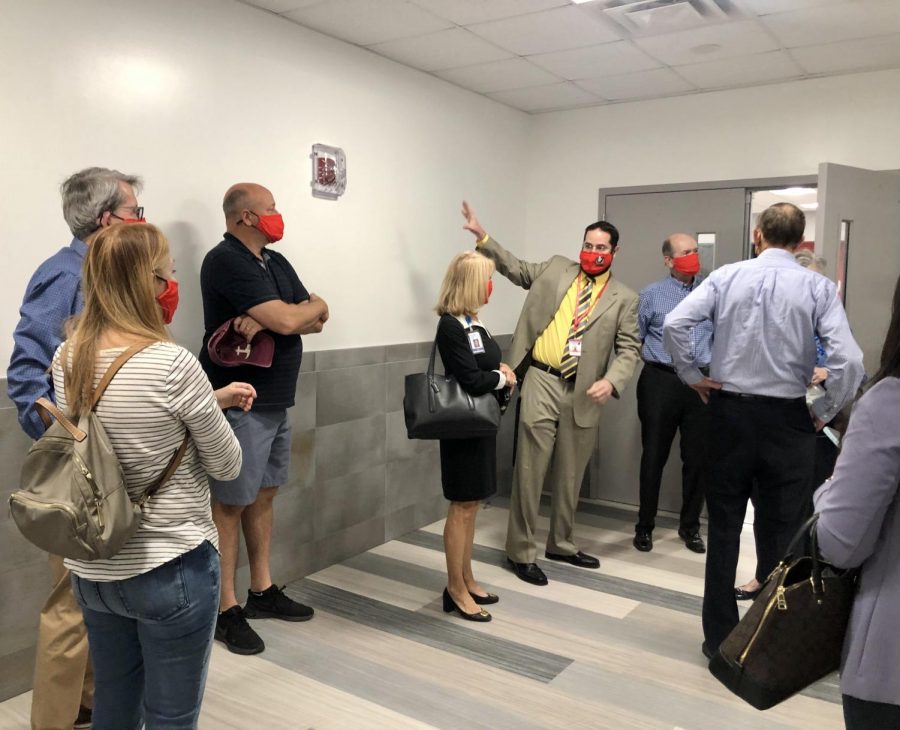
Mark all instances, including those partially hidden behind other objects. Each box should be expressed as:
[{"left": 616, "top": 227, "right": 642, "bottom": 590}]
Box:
[{"left": 0, "top": 334, "right": 516, "bottom": 701}]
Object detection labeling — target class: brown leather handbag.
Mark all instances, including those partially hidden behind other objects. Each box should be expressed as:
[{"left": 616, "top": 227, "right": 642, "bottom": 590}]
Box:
[{"left": 709, "top": 515, "right": 858, "bottom": 710}]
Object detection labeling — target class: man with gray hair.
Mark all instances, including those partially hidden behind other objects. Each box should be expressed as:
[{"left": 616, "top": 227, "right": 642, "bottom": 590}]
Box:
[{"left": 8, "top": 166, "right": 142, "bottom": 730}]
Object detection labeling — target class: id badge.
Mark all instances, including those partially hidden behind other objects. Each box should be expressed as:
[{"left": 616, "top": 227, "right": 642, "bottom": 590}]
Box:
[
  {"left": 566, "top": 338, "right": 583, "bottom": 358},
  {"left": 468, "top": 330, "right": 486, "bottom": 354}
]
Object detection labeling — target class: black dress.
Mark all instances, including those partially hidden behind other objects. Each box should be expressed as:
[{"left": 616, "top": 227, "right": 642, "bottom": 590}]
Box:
[{"left": 436, "top": 314, "right": 502, "bottom": 502}]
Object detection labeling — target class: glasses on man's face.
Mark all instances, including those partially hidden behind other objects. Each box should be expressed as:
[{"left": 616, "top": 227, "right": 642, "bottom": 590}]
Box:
[
  {"left": 583, "top": 242, "right": 613, "bottom": 254},
  {"left": 113, "top": 206, "right": 145, "bottom": 220}
]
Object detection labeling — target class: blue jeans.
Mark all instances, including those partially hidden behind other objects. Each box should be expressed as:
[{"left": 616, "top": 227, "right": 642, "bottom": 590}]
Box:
[{"left": 71, "top": 541, "right": 220, "bottom": 730}]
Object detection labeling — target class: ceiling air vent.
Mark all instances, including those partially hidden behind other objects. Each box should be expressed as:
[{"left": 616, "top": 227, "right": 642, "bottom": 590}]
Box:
[{"left": 582, "top": 0, "right": 742, "bottom": 36}]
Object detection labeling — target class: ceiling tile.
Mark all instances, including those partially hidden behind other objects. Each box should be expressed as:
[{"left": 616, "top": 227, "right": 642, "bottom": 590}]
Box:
[
  {"left": 791, "top": 33, "right": 900, "bottom": 74},
  {"left": 675, "top": 50, "right": 804, "bottom": 89},
  {"left": 488, "top": 82, "right": 603, "bottom": 113},
  {"left": 434, "top": 58, "right": 561, "bottom": 94},
  {"left": 239, "top": 0, "right": 325, "bottom": 13},
  {"left": 409, "top": 0, "right": 568, "bottom": 26},
  {"left": 738, "top": 0, "right": 859, "bottom": 17},
  {"left": 369, "top": 28, "right": 512, "bottom": 71},
  {"left": 529, "top": 41, "right": 661, "bottom": 80},
  {"left": 283, "top": 0, "right": 452, "bottom": 46},
  {"left": 576, "top": 67, "right": 695, "bottom": 101},
  {"left": 467, "top": 6, "right": 621, "bottom": 56},
  {"left": 634, "top": 19, "right": 779, "bottom": 66},
  {"left": 761, "top": 0, "right": 900, "bottom": 48}
]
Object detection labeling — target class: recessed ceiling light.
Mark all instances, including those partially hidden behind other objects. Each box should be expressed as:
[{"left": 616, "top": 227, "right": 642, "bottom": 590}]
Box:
[{"left": 800, "top": 202, "right": 819, "bottom": 210}]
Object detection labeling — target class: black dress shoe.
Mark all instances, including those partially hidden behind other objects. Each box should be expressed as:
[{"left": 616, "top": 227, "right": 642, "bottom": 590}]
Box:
[
  {"left": 506, "top": 558, "right": 548, "bottom": 585},
  {"left": 678, "top": 529, "right": 706, "bottom": 554},
  {"left": 470, "top": 591, "right": 499, "bottom": 605},
  {"left": 442, "top": 588, "right": 491, "bottom": 622},
  {"left": 701, "top": 641, "right": 714, "bottom": 660},
  {"left": 633, "top": 529, "right": 653, "bottom": 552},
  {"left": 544, "top": 550, "right": 600, "bottom": 569},
  {"left": 734, "top": 586, "right": 762, "bottom": 601}
]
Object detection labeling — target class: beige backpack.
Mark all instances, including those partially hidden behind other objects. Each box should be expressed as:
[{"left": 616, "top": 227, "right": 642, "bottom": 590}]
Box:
[{"left": 9, "top": 344, "right": 188, "bottom": 560}]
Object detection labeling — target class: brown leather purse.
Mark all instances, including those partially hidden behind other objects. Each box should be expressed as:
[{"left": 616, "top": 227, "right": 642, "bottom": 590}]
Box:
[{"left": 709, "top": 515, "right": 858, "bottom": 710}]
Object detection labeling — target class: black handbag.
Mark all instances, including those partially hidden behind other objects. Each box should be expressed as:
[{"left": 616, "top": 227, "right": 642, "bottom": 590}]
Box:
[
  {"left": 403, "top": 330, "right": 501, "bottom": 440},
  {"left": 709, "top": 514, "right": 858, "bottom": 710}
]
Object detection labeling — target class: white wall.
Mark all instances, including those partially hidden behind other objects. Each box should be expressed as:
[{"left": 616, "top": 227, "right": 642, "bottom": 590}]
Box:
[
  {"left": 0, "top": 0, "right": 530, "bottom": 366},
  {"left": 521, "top": 69, "right": 900, "bottom": 261}
]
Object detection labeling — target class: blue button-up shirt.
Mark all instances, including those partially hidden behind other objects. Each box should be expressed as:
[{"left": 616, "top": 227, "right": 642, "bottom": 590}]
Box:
[
  {"left": 7, "top": 238, "right": 86, "bottom": 439},
  {"left": 663, "top": 247, "right": 864, "bottom": 422},
  {"left": 639, "top": 274, "right": 712, "bottom": 367}
]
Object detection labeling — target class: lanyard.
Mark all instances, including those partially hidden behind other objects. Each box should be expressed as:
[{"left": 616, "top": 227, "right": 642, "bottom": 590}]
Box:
[{"left": 572, "top": 273, "right": 609, "bottom": 331}]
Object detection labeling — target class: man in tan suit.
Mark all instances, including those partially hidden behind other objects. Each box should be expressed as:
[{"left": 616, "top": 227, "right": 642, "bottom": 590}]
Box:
[{"left": 462, "top": 201, "right": 641, "bottom": 585}]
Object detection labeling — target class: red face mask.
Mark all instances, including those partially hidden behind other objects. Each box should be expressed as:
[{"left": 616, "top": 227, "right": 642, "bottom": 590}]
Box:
[
  {"left": 156, "top": 278, "right": 179, "bottom": 325},
  {"left": 672, "top": 252, "right": 701, "bottom": 276},
  {"left": 254, "top": 212, "right": 284, "bottom": 243},
  {"left": 580, "top": 250, "right": 612, "bottom": 276},
  {"left": 484, "top": 280, "right": 493, "bottom": 304}
]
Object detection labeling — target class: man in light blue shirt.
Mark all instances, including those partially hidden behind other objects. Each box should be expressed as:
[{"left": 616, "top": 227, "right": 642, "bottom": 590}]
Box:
[
  {"left": 634, "top": 234, "right": 713, "bottom": 554},
  {"left": 8, "top": 167, "right": 143, "bottom": 730},
  {"left": 664, "top": 202, "right": 864, "bottom": 658}
]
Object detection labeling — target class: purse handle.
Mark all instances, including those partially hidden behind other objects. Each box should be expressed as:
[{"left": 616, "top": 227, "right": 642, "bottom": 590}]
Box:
[
  {"left": 426, "top": 324, "right": 477, "bottom": 413},
  {"left": 781, "top": 513, "right": 827, "bottom": 594}
]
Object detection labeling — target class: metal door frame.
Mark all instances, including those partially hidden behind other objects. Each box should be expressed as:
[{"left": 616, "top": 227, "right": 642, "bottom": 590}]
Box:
[{"left": 599, "top": 175, "right": 818, "bottom": 261}]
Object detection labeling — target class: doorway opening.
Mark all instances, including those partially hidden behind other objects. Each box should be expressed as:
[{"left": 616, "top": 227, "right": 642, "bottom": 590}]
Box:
[{"left": 746, "top": 186, "right": 818, "bottom": 259}]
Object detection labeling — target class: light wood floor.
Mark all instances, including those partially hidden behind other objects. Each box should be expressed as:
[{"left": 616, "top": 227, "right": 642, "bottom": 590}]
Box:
[{"left": 0, "top": 498, "right": 843, "bottom": 729}]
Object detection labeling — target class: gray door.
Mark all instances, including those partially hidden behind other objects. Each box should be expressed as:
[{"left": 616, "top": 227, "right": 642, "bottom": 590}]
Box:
[
  {"left": 817, "top": 163, "right": 900, "bottom": 373},
  {"left": 588, "top": 187, "right": 747, "bottom": 513}
]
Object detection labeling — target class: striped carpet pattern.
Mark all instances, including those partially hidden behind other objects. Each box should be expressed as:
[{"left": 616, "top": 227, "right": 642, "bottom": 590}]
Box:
[{"left": 0, "top": 498, "right": 843, "bottom": 729}]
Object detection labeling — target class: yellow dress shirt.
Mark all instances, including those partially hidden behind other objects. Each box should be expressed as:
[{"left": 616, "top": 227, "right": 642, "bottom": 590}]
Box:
[{"left": 532, "top": 270, "right": 610, "bottom": 368}]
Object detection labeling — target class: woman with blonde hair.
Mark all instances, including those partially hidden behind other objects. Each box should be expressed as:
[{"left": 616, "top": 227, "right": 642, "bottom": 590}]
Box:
[
  {"left": 55, "top": 223, "right": 250, "bottom": 729},
  {"left": 434, "top": 250, "right": 516, "bottom": 622}
]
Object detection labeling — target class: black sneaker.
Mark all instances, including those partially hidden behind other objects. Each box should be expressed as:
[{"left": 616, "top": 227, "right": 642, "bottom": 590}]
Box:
[
  {"left": 215, "top": 605, "right": 265, "bottom": 655},
  {"left": 244, "top": 584, "right": 314, "bottom": 622}
]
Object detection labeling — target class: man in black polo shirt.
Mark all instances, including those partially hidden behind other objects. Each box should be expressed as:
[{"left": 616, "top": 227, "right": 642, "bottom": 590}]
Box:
[{"left": 200, "top": 182, "right": 328, "bottom": 655}]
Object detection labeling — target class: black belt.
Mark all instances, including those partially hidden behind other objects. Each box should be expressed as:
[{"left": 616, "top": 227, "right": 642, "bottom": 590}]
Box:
[
  {"left": 715, "top": 390, "right": 805, "bottom": 405},
  {"left": 644, "top": 361, "right": 709, "bottom": 377},
  {"left": 531, "top": 361, "right": 575, "bottom": 384}
]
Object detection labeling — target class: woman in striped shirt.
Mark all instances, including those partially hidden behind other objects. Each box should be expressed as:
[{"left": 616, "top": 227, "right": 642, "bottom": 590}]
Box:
[{"left": 53, "top": 223, "right": 249, "bottom": 730}]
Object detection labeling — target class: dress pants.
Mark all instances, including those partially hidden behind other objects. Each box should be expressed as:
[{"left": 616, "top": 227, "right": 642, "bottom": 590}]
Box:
[
  {"left": 636, "top": 364, "right": 708, "bottom": 533},
  {"left": 702, "top": 392, "right": 815, "bottom": 651},
  {"left": 31, "top": 554, "right": 94, "bottom": 730},
  {"left": 843, "top": 694, "right": 900, "bottom": 729},
  {"left": 506, "top": 367, "right": 597, "bottom": 563}
]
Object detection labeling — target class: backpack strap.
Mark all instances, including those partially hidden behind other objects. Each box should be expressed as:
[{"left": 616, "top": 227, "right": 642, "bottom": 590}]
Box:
[
  {"left": 34, "top": 397, "right": 87, "bottom": 441},
  {"left": 137, "top": 433, "right": 190, "bottom": 507},
  {"left": 90, "top": 343, "right": 153, "bottom": 410}
]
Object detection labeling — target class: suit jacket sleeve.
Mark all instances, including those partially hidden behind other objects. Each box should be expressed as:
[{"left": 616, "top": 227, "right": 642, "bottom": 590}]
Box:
[
  {"left": 603, "top": 292, "right": 641, "bottom": 397},
  {"left": 814, "top": 378, "right": 900, "bottom": 568},
  {"left": 477, "top": 237, "right": 549, "bottom": 290},
  {"left": 436, "top": 316, "right": 501, "bottom": 397}
]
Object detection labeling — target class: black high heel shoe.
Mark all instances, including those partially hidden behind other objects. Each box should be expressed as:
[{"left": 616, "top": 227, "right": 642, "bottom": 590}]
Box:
[
  {"left": 469, "top": 591, "right": 499, "bottom": 605},
  {"left": 442, "top": 588, "right": 492, "bottom": 622}
]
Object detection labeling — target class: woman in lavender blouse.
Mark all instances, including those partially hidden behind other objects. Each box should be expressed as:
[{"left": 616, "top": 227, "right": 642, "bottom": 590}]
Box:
[{"left": 814, "top": 274, "right": 900, "bottom": 729}]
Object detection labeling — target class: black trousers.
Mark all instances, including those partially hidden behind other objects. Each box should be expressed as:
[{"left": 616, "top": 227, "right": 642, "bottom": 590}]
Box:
[
  {"left": 702, "top": 392, "right": 815, "bottom": 651},
  {"left": 636, "top": 364, "right": 709, "bottom": 533},
  {"left": 749, "top": 430, "right": 840, "bottom": 581},
  {"left": 843, "top": 694, "right": 900, "bottom": 729}
]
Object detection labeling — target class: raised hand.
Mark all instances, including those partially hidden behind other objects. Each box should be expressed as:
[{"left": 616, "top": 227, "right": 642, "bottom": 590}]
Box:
[{"left": 461, "top": 201, "right": 486, "bottom": 240}]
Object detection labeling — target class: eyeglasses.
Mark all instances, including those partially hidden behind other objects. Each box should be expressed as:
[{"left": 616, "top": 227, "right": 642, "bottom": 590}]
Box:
[
  {"left": 112, "top": 206, "right": 145, "bottom": 220},
  {"left": 583, "top": 242, "right": 613, "bottom": 254}
]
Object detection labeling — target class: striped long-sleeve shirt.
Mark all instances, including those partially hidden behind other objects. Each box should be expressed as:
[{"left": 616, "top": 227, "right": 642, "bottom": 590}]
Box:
[{"left": 54, "top": 341, "right": 242, "bottom": 581}]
